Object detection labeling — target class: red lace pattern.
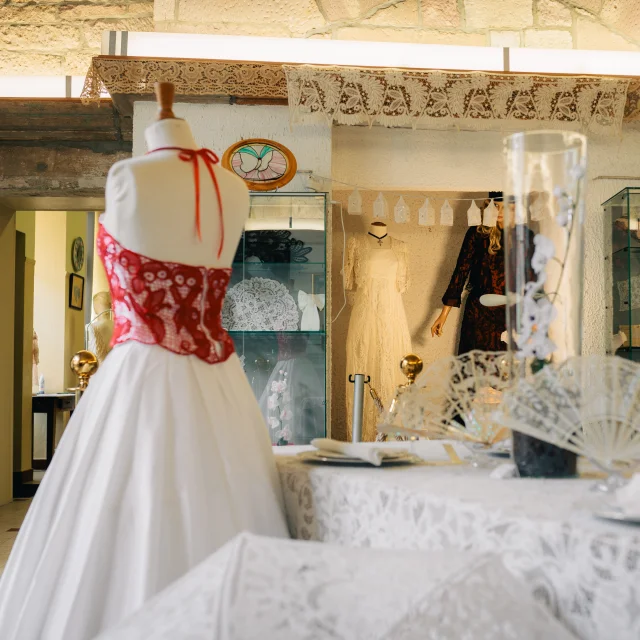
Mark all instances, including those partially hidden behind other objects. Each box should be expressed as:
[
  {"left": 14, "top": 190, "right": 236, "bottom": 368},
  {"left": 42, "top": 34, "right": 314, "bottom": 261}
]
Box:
[{"left": 97, "top": 224, "right": 235, "bottom": 364}]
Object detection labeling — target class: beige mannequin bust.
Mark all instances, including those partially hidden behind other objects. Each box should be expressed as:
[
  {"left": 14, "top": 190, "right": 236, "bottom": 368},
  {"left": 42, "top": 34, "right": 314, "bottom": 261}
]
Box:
[
  {"left": 86, "top": 291, "right": 114, "bottom": 363},
  {"left": 101, "top": 90, "right": 249, "bottom": 268}
]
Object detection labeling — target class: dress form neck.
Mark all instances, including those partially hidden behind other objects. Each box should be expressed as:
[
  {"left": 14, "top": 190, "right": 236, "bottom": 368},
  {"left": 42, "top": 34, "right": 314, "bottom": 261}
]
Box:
[{"left": 145, "top": 118, "right": 198, "bottom": 152}]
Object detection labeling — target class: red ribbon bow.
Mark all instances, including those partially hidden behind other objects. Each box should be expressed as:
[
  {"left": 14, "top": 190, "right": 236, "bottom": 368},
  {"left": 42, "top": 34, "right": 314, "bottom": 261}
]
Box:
[{"left": 149, "top": 147, "right": 225, "bottom": 259}]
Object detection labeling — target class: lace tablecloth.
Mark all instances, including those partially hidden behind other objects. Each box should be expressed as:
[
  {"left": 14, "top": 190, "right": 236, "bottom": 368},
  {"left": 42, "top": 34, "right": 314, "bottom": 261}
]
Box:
[
  {"left": 276, "top": 444, "right": 640, "bottom": 640},
  {"left": 98, "top": 533, "right": 574, "bottom": 640}
]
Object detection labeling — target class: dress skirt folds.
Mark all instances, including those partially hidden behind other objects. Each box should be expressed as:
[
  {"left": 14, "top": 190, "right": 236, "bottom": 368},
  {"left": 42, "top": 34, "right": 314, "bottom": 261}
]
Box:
[{"left": 0, "top": 222, "right": 289, "bottom": 640}]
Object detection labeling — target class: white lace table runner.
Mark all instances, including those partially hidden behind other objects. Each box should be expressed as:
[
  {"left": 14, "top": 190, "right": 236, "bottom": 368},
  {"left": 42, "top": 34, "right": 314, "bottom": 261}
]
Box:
[{"left": 277, "top": 458, "right": 640, "bottom": 640}]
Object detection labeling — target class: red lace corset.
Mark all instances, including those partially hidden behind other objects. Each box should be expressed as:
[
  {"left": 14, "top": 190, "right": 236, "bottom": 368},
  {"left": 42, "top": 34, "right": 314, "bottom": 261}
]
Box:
[{"left": 97, "top": 224, "right": 235, "bottom": 364}]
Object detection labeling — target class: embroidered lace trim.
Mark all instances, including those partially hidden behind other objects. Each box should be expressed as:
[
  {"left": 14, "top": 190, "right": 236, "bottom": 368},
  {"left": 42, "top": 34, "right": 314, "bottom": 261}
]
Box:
[
  {"left": 97, "top": 224, "right": 235, "bottom": 365},
  {"left": 285, "top": 65, "right": 631, "bottom": 135},
  {"left": 81, "top": 58, "right": 638, "bottom": 135}
]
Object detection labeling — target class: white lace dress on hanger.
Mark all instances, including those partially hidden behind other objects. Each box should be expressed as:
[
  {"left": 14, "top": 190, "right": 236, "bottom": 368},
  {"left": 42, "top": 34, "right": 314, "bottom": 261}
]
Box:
[{"left": 345, "top": 235, "right": 411, "bottom": 441}]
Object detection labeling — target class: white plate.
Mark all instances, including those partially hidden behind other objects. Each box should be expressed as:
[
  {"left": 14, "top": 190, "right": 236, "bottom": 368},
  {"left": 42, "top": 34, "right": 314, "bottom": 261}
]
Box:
[
  {"left": 594, "top": 508, "right": 640, "bottom": 525},
  {"left": 298, "top": 450, "right": 417, "bottom": 466}
]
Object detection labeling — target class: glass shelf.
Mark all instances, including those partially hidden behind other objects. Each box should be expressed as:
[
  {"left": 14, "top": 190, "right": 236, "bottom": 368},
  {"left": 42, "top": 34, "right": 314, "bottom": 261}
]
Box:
[
  {"left": 228, "top": 192, "right": 328, "bottom": 445},
  {"left": 232, "top": 261, "right": 325, "bottom": 271},
  {"left": 229, "top": 330, "right": 325, "bottom": 335}
]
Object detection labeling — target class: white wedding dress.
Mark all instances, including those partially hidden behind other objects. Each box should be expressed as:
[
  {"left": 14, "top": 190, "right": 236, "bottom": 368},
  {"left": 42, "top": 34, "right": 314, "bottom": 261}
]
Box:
[
  {"left": 345, "top": 235, "right": 411, "bottom": 441},
  {"left": 0, "top": 119, "right": 289, "bottom": 640}
]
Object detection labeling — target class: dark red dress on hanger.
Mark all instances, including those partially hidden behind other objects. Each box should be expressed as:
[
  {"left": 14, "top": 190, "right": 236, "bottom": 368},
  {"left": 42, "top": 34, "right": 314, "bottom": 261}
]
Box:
[{"left": 442, "top": 226, "right": 506, "bottom": 354}]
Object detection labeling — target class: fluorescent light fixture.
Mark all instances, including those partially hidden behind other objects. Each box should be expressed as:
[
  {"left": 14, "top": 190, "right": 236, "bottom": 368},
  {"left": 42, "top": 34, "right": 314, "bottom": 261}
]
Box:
[
  {"left": 0, "top": 76, "right": 87, "bottom": 98},
  {"left": 509, "top": 48, "right": 640, "bottom": 76},
  {"left": 106, "top": 32, "right": 505, "bottom": 72},
  {"left": 103, "top": 31, "right": 640, "bottom": 78}
]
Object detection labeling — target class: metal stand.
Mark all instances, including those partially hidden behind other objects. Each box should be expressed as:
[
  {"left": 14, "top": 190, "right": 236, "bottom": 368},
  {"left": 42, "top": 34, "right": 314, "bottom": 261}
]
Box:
[{"left": 349, "top": 374, "right": 369, "bottom": 442}]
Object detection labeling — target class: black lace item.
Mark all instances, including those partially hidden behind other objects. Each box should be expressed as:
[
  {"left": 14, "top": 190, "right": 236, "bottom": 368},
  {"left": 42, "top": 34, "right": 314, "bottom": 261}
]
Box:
[{"left": 234, "top": 230, "right": 312, "bottom": 264}]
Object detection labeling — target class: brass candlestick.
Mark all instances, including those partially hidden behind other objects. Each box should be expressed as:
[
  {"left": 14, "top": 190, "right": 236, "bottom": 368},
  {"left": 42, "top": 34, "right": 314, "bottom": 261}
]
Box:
[
  {"left": 378, "top": 354, "right": 424, "bottom": 435},
  {"left": 69, "top": 350, "right": 99, "bottom": 403},
  {"left": 400, "top": 354, "right": 423, "bottom": 384}
]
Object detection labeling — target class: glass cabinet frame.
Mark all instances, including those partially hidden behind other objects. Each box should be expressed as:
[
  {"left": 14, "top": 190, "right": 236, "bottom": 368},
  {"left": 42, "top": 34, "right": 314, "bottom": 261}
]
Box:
[
  {"left": 605, "top": 187, "right": 640, "bottom": 362},
  {"left": 226, "top": 192, "right": 328, "bottom": 445}
]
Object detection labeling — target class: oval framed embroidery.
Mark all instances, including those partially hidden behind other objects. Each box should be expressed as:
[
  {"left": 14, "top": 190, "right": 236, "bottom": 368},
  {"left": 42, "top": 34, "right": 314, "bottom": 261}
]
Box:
[{"left": 222, "top": 138, "right": 297, "bottom": 192}]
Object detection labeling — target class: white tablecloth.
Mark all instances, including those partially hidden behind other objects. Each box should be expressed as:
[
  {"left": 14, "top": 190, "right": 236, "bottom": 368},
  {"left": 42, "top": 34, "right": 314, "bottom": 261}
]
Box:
[
  {"left": 98, "top": 533, "right": 574, "bottom": 640},
  {"left": 276, "top": 442, "right": 640, "bottom": 640}
]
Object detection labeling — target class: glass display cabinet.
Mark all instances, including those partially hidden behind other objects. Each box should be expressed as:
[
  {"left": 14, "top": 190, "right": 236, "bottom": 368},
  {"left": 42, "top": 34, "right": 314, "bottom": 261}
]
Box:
[
  {"left": 225, "top": 193, "right": 327, "bottom": 445},
  {"left": 605, "top": 187, "right": 640, "bottom": 362}
]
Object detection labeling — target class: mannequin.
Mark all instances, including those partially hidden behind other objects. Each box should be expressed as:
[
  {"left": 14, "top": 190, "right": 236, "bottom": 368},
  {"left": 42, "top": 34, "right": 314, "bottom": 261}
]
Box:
[
  {"left": 431, "top": 193, "right": 507, "bottom": 354},
  {"left": 86, "top": 291, "right": 114, "bottom": 363},
  {"left": 0, "top": 82, "right": 289, "bottom": 640},
  {"left": 345, "top": 223, "right": 411, "bottom": 441},
  {"left": 368, "top": 220, "right": 388, "bottom": 246}
]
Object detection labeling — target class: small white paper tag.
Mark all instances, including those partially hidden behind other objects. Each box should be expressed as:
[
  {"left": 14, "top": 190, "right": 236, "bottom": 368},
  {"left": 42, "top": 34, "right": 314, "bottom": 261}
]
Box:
[
  {"left": 529, "top": 193, "right": 548, "bottom": 222},
  {"left": 483, "top": 199, "right": 498, "bottom": 227},
  {"left": 348, "top": 189, "right": 362, "bottom": 215},
  {"left": 467, "top": 200, "right": 482, "bottom": 226},
  {"left": 394, "top": 196, "right": 410, "bottom": 223},
  {"left": 418, "top": 198, "right": 436, "bottom": 226},
  {"left": 440, "top": 200, "right": 454, "bottom": 226},
  {"left": 373, "top": 192, "right": 388, "bottom": 219}
]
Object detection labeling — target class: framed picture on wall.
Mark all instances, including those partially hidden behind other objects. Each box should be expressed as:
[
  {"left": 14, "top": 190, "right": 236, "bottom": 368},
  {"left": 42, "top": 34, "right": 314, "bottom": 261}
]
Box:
[
  {"left": 69, "top": 273, "right": 85, "bottom": 310},
  {"left": 222, "top": 138, "right": 297, "bottom": 191}
]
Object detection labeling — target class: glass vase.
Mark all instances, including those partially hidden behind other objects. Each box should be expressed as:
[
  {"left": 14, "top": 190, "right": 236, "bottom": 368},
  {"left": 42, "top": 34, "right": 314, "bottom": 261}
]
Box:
[{"left": 503, "top": 131, "right": 587, "bottom": 479}]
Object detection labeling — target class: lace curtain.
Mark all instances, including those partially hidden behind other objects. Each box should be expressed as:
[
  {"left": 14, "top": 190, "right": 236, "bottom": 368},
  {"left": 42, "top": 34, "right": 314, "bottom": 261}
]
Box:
[{"left": 82, "top": 57, "right": 640, "bottom": 135}]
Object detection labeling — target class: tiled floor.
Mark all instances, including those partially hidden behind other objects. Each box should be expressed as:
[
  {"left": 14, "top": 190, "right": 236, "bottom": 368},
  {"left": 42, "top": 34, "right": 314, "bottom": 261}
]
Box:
[{"left": 0, "top": 499, "right": 31, "bottom": 574}]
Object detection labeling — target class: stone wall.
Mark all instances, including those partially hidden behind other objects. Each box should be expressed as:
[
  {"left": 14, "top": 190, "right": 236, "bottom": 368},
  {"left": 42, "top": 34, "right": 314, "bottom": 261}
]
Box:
[
  {"left": 156, "top": 0, "right": 640, "bottom": 51},
  {"left": 1, "top": 0, "right": 637, "bottom": 76},
  {"left": 0, "top": 0, "right": 154, "bottom": 75}
]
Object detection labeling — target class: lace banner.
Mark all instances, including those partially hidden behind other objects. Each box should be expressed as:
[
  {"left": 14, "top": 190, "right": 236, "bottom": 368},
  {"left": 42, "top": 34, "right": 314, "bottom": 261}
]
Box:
[
  {"left": 284, "top": 65, "right": 631, "bottom": 135},
  {"left": 82, "top": 56, "right": 637, "bottom": 135},
  {"left": 625, "top": 80, "right": 640, "bottom": 122},
  {"left": 81, "top": 56, "right": 288, "bottom": 104}
]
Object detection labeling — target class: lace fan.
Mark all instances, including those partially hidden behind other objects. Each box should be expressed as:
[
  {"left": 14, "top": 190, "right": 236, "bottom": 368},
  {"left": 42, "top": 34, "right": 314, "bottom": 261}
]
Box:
[
  {"left": 494, "top": 355, "right": 640, "bottom": 478},
  {"left": 379, "top": 351, "right": 512, "bottom": 446}
]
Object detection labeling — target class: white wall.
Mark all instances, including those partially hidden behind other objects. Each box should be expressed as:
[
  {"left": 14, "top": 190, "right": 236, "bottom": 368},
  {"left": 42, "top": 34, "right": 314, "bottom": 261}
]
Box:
[
  {"left": 333, "top": 125, "right": 640, "bottom": 356},
  {"left": 34, "top": 211, "right": 67, "bottom": 394},
  {"left": 133, "top": 102, "right": 332, "bottom": 192}
]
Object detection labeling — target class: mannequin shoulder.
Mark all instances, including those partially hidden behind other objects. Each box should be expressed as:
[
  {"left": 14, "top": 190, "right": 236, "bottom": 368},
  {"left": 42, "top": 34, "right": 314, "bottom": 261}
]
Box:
[
  {"left": 213, "top": 164, "right": 250, "bottom": 206},
  {"left": 105, "top": 158, "right": 137, "bottom": 207}
]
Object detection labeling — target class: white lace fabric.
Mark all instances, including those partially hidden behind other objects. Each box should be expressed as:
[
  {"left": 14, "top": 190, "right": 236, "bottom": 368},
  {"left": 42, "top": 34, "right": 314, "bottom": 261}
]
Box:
[
  {"left": 277, "top": 457, "right": 640, "bottom": 640},
  {"left": 344, "top": 235, "right": 411, "bottom": 441},
  {"left": 85, "top": 321, "right": 114, "bottom": 364},
  {"left": 285, "top": 65, "right": 630, "bottom": 135},
  {"left": 222, "top": 277, "right": 299, "bottom": 331},
  {"left": 82, "top": 59, "right": 640, "bottom": 136},
  {"left": 97, "top": 532, "right": 574, "bottom": 640}
]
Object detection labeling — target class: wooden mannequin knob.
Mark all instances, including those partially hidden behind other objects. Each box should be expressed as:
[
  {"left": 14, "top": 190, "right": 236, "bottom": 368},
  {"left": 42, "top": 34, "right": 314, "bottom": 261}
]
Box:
[{"left": 154, "top": 82, "right": 176, "bottom": 120}]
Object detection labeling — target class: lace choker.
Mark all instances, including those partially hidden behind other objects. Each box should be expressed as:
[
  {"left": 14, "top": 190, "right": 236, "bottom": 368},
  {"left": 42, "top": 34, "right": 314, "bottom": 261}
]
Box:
[{"left": 368, "top": 231, "right": 388, "bottom": 246}]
